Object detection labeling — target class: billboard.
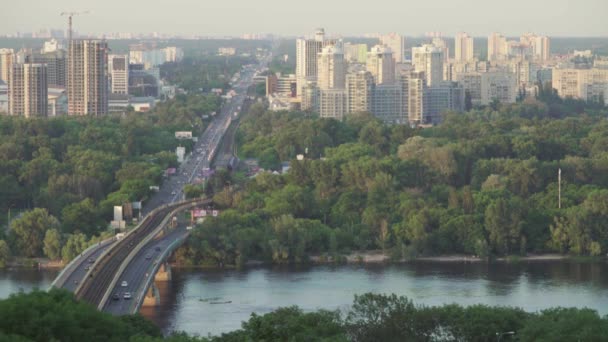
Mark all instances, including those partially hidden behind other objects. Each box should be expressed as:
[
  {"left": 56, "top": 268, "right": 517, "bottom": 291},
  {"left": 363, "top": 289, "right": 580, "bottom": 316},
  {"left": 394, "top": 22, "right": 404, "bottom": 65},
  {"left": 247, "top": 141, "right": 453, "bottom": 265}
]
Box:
[
  {"left": 175, "top": 131, "right": 193, "bottom": 139},
  {"left": 113, "top": 206, "right": 123, "bottom": 222},
  {"left": 192, "top": 209, "right": 207, "bottom": 218}
]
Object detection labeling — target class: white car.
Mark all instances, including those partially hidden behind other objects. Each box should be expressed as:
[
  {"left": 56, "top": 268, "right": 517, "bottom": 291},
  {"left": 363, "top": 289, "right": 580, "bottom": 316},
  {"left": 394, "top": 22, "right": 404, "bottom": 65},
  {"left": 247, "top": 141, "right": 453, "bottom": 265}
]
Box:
[
  {"left": 123, "top": 292, "right": 132, "bottom": 300},
  {"left": 121, "top": 281, "right": 128, "bottom": 287}
]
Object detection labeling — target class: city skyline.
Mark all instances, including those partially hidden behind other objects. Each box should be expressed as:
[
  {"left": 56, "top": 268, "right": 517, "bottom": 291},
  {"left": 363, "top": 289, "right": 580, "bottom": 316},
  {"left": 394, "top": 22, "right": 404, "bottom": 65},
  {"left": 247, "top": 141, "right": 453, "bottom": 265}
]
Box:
[{"left": 1, "top": 0, "right": 607, "bottom": 37}]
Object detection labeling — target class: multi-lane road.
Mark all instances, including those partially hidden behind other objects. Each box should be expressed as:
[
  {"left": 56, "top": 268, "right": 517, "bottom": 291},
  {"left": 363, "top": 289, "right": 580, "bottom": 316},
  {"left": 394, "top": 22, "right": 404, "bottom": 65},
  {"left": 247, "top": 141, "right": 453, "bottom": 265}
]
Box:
[{"left": 54, "top": 50, "right": 272, "bottom": 314}]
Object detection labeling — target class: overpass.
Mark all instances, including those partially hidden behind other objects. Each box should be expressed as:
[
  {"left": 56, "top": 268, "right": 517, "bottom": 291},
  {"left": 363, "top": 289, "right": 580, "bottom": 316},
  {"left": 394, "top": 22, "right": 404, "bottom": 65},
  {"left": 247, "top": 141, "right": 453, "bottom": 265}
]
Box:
[{"left": 51, "top": 49, "right": 273, "bottom": 314}]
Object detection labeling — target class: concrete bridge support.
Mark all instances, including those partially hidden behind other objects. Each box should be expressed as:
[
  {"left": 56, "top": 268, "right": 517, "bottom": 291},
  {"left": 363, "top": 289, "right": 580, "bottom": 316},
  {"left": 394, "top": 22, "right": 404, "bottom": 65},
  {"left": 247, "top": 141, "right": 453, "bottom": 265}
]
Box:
[
  {"left": 141, "top": 283, "right": 160, "bottom": 307},
  {"left": 154, "top": 262, "right": 172, "bottom": 281}
]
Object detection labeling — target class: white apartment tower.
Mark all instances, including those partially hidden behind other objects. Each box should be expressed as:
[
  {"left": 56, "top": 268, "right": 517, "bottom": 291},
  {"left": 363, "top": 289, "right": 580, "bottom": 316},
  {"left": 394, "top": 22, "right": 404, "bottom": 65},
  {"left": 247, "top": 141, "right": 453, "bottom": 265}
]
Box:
[
  {"left": 454, "top": 32, "right": 474, "bottom": 62},
  {"left": 366, "top": 45, "right": 396, "bottom": 85},
  {"left": 488, "top": 33, "right": 508, "bottom": 62},
  {"left": 0, "top": 49, "right": 14, "bottom": 84},
  {"left": 346, "top": 71, "right": 374, "bottom": 113},
  {"left": 412, "top": 44, "right": 445, "bottom": 87},
  {"left": 68, "top": 40, "right": 109, "bottom": 115},
  {"left": 317, "top": 44, "right": 346, "bottom": 90},
  {"left": 108, "top": 54, "right": 129, "bottom": 94},
  {"left": 380, "top": 33, "right": 405, "bottom": 63},
  {"left": 8, "top": 63, "right": 48, "bottom": 117}
]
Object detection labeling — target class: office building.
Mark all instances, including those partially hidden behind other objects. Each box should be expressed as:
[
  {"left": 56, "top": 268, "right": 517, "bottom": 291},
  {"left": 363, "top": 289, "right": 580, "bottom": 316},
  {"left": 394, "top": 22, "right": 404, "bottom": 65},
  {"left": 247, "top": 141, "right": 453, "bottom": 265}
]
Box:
[
  {"left": 424, "top": 81, "right": 465, "bottom": 124},
  {"left": 488, "top": 32, "right": 508, "bottom": 62},
  {"left": 380, "top": 33, "right": 405, "bottom": 63},
  {"left": 346, "top": 71, "right": 374, "bottom": 113},
  {"left": 372, "top": 83, "right": 404, "bottom": 123},
  {"left": 0, "top": 49, "right": 14, "bottom": 83},
  {"left": 8, "top": 63, "right": 48, "bottom": 117},
  {"left": 454, "top": 32, "right": 474, "bottom": 62},
  {"left": 129, "top": 63, "right": 160, "bottom": 98},
  {"left": 366, "top": 45, "right": 395, "bottom": 85},
  {"left": 68, "top": 40, "right": 108, "bottom": 115},
  {"left": 108, "top": 55, "right": 129, "bottom": 94},
  {"left": 412, "top": 44, "right": 445, "bottom": 87},
  {"left": 480, "top": 71, "right": 517, "bottom": 105}
]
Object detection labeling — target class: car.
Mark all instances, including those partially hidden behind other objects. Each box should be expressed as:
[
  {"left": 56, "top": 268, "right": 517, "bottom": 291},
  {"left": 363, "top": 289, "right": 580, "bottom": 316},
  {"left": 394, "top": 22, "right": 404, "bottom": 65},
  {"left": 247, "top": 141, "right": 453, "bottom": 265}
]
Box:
[
  {"left": 121, "top": 280, "right": 128, "bottom": 287},
  {"left": 88, "top": 257, "right": 95, "bottom": 263},
  {"left": 145, "top": 254, "right": 152, "bottom": 260},
  {"left": 112, "top": 293, "right": 120, "bottom": 301},
  {"left": 171, "top": 191, "right": 177, "bottom": 195},
  {"left": 84, "top": 266, "right": 90, "bottom": 271},
  {"left": 123, "top": 292, "right": 132, "bottom": 300}
]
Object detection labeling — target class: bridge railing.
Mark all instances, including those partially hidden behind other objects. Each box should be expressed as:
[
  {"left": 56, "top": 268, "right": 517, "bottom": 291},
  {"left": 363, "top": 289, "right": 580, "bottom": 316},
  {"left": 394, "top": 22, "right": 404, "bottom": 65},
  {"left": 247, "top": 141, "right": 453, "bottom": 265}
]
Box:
[
  {"left": 98, "top": 198, "right": 209, "bottom": 310},
  {"left": 130, "top": 231, "right": 190, "bottom": 314}
]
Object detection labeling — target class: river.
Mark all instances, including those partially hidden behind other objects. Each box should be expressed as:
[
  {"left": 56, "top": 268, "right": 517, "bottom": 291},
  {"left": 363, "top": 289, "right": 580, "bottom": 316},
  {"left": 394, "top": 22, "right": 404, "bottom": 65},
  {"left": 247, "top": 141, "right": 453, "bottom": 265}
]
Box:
[{"left": 1, "top": 261, "right": 607, "bottom": 337}]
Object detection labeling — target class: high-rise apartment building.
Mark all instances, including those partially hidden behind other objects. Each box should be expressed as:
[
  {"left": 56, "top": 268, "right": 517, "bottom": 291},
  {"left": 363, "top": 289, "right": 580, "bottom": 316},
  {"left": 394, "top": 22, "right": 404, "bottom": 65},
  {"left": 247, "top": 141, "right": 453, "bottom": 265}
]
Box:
[
  {"left": 454, "top": 32, "right": 474, "bottom": 62},
  {"left": 412, "top": 44, "right": 445, "bottom": 87},
  {"left": 380, "top": 33, "right": 405, "bottom": 63},
  {"left": 431, "top": 37, "right": 449, "bottom": 62},
  {"left": 8, "top": 63, "right": 48, "bottom": 117},
  {"left": 408, "top": 72, "right": 426, "bottom": 125},
  {"left": 344, "top": 43, "right": 368, "bottom": 64},
  {"left": 346, "top": 71, "right": 374, "bottom": 113},
  {"left": 68, "top": 40, "right": 108, "bottom": 115},
  {"left": 0, "top": 49, "right": 14, "bottom": 84},
  {"left": 317, "top": 43, "right": 347, "bottom": 119},
  {"left": 488, "top": 32, "right": 508, "bottom": 62},
  {"left": 480, "top": 71, "right": 517, "bottom": 105},
  {"left": 424, "top": 81, "right": 465, "bottom": 124},
  {"left": 296, "top": 29, "right": 326, "bottom": 97},
  {"left": 372, "top": 83, "right": 404, "bottom": 123},
  {"left": 26, "top": 50, "right": 67, "bottom": 87},
  {"left": 366, "top": 45, "right": 396, "bottom": 85},
  {"left": 317, "top": 44, "right": 346, "bottom": 90},
  {"left": 108, "top": 54, "right": 129, "bottom": 94}
]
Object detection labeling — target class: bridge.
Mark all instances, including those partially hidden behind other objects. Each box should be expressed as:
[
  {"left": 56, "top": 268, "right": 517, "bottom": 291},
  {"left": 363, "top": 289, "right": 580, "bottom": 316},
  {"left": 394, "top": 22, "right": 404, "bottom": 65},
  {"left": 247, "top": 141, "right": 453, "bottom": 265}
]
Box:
[{"left": 50, "top": 49, "right": 273, "bottom": 315}]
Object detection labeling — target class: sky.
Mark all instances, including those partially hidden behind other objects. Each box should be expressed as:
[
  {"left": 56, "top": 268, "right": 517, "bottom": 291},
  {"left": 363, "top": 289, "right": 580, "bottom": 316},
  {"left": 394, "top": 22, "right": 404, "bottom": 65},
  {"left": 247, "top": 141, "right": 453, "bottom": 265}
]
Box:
[{"left": 1, "top": 0, "right": 607, "bottom": 37}]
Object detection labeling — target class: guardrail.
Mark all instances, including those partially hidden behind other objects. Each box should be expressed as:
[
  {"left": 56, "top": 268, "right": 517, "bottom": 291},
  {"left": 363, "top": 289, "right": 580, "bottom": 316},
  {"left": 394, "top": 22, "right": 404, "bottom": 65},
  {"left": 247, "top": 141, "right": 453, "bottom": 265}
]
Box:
[
  {"left": 130, "top": 231, "right": 190, "bottom": 314},
  {"left": 74, "top": 200, "right": 187, "bottom": 297},
  {"left": 49, "top": 237, "right": 114, "bottom": 290},
  {"left": 97, "top": 199, "right": 208, "bottom": 310}
]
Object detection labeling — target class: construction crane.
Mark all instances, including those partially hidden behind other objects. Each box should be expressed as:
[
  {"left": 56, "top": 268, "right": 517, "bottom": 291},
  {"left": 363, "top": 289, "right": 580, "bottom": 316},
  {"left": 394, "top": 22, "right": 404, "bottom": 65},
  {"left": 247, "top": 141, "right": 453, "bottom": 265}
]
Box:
[{"left": 60, "top": 11, "right": 90, "bottom": 48}]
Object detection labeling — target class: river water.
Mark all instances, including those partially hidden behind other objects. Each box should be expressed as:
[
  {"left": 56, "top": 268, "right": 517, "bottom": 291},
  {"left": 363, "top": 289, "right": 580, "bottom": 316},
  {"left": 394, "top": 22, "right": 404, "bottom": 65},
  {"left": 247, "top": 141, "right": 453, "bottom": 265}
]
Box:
[{"left": 1, "top": 261, "right": 607, "bottom": 337}]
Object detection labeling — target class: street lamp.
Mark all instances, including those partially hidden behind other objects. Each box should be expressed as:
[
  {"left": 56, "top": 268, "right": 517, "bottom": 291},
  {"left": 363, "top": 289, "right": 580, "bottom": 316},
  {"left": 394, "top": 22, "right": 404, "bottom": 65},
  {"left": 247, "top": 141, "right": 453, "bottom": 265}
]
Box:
[{"left": 496, "top": 331, "right": 515, "bottom": 342}]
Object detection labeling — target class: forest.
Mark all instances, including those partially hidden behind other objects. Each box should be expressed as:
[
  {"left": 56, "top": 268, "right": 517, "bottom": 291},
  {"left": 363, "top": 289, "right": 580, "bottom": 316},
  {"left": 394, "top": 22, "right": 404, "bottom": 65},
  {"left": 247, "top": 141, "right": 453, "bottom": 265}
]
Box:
[
  {"left": 0, "top": 289, "right": 606, "bottom": 341},
  {"left": 0, "top": 93, "right": 220, "bottom": 265},
  {"left": 175, "top": 94, "right": 608, "bottom": 267}
]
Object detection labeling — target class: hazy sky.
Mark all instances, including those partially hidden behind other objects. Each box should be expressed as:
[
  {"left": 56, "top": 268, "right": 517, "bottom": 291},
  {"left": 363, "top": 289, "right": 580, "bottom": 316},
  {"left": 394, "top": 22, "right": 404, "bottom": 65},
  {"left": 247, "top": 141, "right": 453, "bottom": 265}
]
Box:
[{"left": 1, "top": 0, "right": 607, "bottom": 37}]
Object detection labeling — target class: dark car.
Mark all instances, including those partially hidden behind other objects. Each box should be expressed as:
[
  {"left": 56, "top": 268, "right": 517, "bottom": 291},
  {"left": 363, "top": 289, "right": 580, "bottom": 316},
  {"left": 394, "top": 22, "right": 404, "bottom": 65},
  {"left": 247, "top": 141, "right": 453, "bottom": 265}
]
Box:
[{"left": 112, "top": 293, "right": 120, "bottom": 301}]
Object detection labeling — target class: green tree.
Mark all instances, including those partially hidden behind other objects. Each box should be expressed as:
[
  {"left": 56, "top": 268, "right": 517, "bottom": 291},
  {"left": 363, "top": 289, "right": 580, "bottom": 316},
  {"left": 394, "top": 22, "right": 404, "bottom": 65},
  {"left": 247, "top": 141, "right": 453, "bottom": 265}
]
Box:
[
  {"left": 61, "top": 233, "right": 88, "bottom": 262},
  {"left": 43, "top": 228, "right": 62, "bottom": 260},
  {"left": 0, "top": 240, "right": 10, "bottom": 267},
  {"left": 10, "top": 208, "right": 60, "bottom": 257}
]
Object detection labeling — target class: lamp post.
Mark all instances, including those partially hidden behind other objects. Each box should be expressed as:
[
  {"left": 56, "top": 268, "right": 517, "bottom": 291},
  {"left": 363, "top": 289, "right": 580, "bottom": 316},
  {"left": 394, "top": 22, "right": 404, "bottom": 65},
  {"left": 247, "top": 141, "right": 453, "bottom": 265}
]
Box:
[{"left": 496, "top": 331, "right": 515, "bottom": 342}]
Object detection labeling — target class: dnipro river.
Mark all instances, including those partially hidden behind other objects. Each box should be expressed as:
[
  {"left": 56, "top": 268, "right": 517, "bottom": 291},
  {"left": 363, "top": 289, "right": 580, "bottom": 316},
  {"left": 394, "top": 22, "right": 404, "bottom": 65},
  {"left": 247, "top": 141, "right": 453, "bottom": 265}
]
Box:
[{"left": 1, "top": 261, "right": 607, "bottom": 337}]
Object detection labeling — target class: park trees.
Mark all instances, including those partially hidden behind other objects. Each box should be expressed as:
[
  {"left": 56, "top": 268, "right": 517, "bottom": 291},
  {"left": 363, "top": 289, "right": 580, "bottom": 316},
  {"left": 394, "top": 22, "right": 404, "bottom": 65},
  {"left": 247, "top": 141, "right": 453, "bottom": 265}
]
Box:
[{"left": 10, "top": 208, "right": 60, "bottom": 257}]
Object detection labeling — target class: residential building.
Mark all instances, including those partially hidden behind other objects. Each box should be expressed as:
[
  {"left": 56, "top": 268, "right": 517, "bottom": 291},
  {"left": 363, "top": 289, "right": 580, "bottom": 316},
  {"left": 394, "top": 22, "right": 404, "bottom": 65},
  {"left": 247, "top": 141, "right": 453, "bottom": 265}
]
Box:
[
  {"left": 488, "top": 32, "right": 508, "bottom": 62},
  {"left": 412, "top": 44, "right": 444, "bottom": 87},
  {"left": 480, "top": 71, "right": 517, "bottom": 105},
  {"left": 408, "top": 72, "right": 426, "bottom": 125},
  {"left": 108, "top": 55, "right": 129, "bottom": 94},
  {"left": 296, "top": 29, "right": 325, "bottom": 96},
  {"left": 47, "top": 87, "right": 67, "bottom": 116},
  {"left": 344, "top": 43, "right": 368, "bottom": 64},
  {"left": 454, "top": 32, "right": 474, "bottom": 62},
  {"left": 317, "top": 44, "right": 346, "bottom": 90},
  {"left": 43, "top": 39, "right": 62, "bottom": 53},
  {"left": 0, "top": 49, "right": 14, "bottom": 83},
  {"left": 67, "top": 39, "right": 108, "bottom": 115},
  {"left": 26, "top": 50, "right": 66, "bottom": 87},
  {"left": 366, "top": 45, "right": 395, "bottom": 85},
  {"left": 552, "top": 68, "right": 608, "bottom": 102},
  {"left": 8, "top": 63, "right": 48, "bottom": 117},
  {"left": 318, "top": 89, "right": 348, "bottom": 119},
  {"left": 380, "top": 33, "right": 405, "bottom": 63},
  {"left": 431, "top": 37, "right": 449, "bottom": 62},
  {"left": 346, "top": 71, "right": 374, "bottom": 113},
  {"left": 455, "top": 72, "right": 482, "bottom": 106}
]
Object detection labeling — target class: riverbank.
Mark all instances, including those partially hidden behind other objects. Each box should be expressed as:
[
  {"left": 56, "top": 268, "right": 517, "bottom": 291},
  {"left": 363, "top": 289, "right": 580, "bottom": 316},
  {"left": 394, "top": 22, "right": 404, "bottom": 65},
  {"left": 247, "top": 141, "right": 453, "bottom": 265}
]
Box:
[{"left": 6, "top": 258, "right": 64, "bottom": 269}]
